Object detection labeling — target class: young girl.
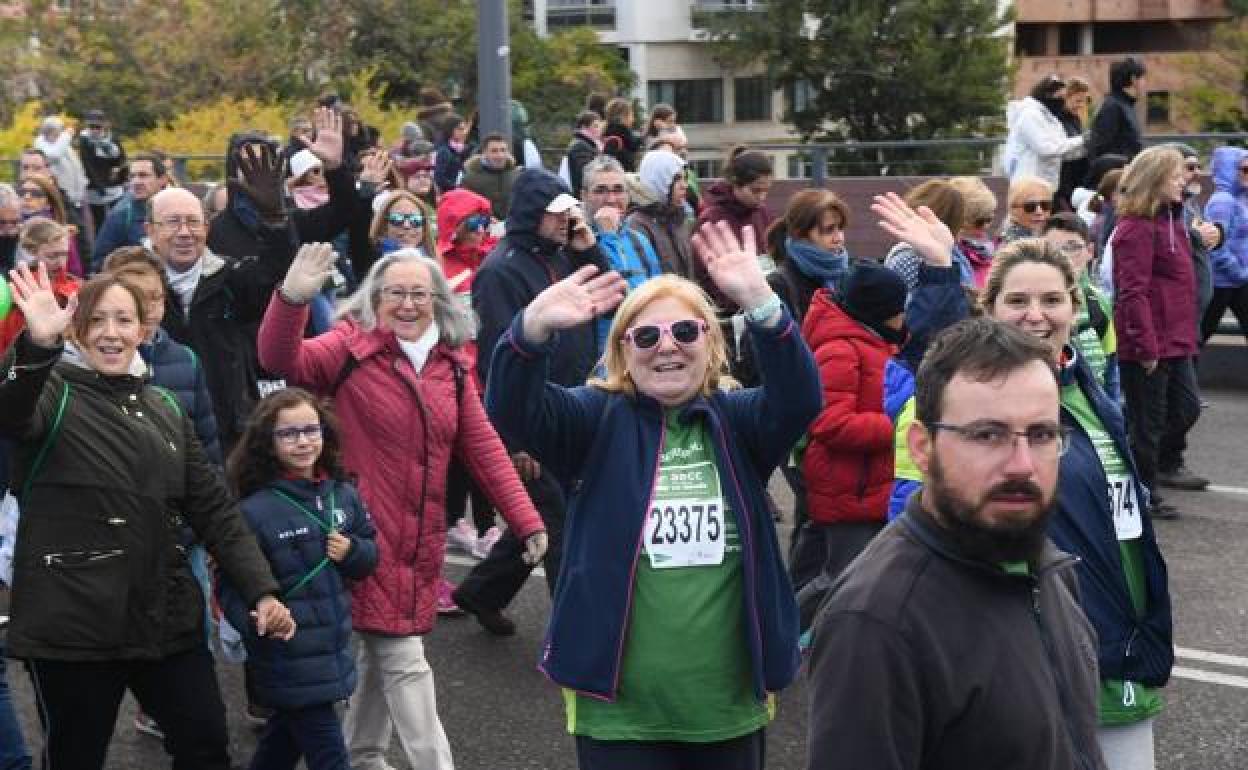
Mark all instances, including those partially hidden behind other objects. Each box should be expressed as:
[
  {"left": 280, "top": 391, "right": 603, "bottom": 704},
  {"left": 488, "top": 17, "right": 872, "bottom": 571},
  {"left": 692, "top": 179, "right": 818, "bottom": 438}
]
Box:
[{"left": 221, "top": 388, "right": 378, "bottom": 769}]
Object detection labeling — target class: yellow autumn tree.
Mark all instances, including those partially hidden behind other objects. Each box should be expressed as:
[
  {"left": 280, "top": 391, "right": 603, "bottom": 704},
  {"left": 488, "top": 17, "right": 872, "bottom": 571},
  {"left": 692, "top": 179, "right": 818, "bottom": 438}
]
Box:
[
  {"left": 0, "top": 102, "right": 50, "bottom": 182},
  {"left": 132, "top": 98, "right": 294, "bottom": 181}
]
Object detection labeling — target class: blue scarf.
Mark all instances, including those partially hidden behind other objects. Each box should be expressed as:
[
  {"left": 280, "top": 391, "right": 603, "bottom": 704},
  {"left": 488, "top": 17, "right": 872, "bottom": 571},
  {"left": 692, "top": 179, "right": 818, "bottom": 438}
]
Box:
[{"left": 785, "top": 238, "right": 850, "bottom": 292}]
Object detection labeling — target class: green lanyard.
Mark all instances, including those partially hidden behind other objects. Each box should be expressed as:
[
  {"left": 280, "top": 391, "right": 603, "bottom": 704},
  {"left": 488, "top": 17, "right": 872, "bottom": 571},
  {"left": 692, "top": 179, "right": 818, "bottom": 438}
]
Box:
[{"left": 269, "top": 487, "right": 337, "bottom": 598}]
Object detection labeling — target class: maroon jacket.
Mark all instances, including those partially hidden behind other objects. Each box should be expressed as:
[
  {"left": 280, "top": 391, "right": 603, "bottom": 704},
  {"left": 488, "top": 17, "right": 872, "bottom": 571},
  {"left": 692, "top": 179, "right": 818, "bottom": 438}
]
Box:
[
  {"left": 1111, "top": 204, "right": 1199, "bottom": 362},
  {"left": 696, "top": 179, "right": 773, "bottom": 255},
  {"left": 801, "top": 291, "right": 896, "bottom": 525},
  {"left": 257, "top": 294, "right": 543, "bottom": 636}
]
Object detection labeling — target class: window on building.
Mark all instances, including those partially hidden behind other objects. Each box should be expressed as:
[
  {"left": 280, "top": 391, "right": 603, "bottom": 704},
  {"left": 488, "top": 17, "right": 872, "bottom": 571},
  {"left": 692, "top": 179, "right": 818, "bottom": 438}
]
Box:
[
  {"left": 1015, "top": 24, "right": 1048, "bottom": 57},
  {"left": 1146, "top": 91, "right": 1171, "bottom": 126},
  {"left": 785, "top": 79, "right": 818, "bottom": 117},
  {"left": 648, "top": 79, "right": 724, "bottom": 124},
  {"left": 734, "top": 77, "right": 772, "bottom": 122},
  {"left": 546, "top": 0, "right": 616, "bottom": 30},
  {"left": 689, "top": 158, "right": 724, "bottom": 180},
  {"left": 1058, "top": 24, "right": 1080, "bottom": 56},
  {"left": 1092, "top": 20, "right": 1213, "bottom": 54},
  {"left": 787, "top": 154, "right": 813, "bottom": 179}
]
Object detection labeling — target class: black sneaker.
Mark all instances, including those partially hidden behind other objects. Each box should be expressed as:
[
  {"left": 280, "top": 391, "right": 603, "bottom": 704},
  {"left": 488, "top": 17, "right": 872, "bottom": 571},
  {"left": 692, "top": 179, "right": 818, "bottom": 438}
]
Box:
[
  {"left": 451, "top": 589, "right": 517, "bottom": 636},
  {"left": 1157, "top": 465, "right": 1209, "bottom": 491}
]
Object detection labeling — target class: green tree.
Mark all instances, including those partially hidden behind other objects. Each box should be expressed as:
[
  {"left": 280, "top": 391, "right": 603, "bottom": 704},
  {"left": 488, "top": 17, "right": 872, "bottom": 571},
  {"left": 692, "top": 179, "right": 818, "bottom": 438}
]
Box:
[
  {"left": 706, "top": 0, "right": 1011, "bottom": 174},
  {"left": 1176, "top": 18, "right": 1248, "bottom": 132}
]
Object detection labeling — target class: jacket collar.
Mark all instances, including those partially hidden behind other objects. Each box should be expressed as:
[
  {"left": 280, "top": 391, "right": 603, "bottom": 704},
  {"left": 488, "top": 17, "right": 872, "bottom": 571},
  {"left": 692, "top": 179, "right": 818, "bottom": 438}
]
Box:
[{"left": 343, "top": 320, "right": 466, "bottom": 371}]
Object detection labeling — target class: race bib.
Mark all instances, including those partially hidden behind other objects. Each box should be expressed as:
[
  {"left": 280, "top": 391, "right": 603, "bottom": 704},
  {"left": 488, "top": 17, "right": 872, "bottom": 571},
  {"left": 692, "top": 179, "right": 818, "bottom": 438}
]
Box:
[
  {"left": 1107, "top": 474, "right": 1142, "bottom": 540},
  {"left": 644, "top": 498, "right": 725, "bottom": 569}
]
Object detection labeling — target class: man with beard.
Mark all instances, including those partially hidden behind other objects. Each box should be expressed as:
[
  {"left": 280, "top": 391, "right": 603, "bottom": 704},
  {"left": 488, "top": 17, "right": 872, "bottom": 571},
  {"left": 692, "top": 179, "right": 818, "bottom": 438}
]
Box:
[{"left": 806, "top": 318, "right": 1106, "bottom": 770}]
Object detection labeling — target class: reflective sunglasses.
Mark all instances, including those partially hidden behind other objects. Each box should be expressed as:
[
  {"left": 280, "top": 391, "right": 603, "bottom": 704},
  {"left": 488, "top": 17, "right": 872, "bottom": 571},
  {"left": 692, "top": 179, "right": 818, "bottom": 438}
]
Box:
[
  {"left": 387, "top": 212, "right": 425, "bottom": 228},
  {"left": 624, "top": 319, "right": 707, "bottom": 350},
  {"left": 1015, "top": 200, "right": 1052, "bottom": 214},
  {"left": 464, "top": 213, "right": 491, "bottom": 231}
]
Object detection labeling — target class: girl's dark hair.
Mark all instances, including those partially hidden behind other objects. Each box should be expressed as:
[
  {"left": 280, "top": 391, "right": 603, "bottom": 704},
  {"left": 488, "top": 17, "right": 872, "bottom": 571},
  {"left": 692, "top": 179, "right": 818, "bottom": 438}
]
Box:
[
  {"left": 724, "top": 147, "right": 773, "bottom": 186},
  {"left": 1029, "top": 74, "right": 1066, "bottom": 101},
  {"left": 226, "top": 388, "right": 349, "bottom": 498},
  {"left": 646, "top": 104, "right": 676, "bottom": 137}
]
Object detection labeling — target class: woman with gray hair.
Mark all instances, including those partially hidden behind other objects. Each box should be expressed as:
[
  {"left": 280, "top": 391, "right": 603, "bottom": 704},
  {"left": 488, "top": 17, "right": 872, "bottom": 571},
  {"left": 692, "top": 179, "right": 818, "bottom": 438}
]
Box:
[{"left": 257, "top": 244, "right": 547, "bottom": 770}]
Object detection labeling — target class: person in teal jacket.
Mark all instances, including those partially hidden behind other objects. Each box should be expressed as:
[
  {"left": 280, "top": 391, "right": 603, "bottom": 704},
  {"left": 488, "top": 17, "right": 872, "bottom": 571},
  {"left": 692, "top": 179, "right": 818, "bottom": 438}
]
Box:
[{"left": 483, "top": 221, "right": 821, "bottom": 769}]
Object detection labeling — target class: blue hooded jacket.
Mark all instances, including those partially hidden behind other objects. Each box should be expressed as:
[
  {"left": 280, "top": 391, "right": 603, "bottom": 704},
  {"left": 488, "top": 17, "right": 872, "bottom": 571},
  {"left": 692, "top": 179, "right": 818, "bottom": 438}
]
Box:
[
  {"left": 485, "top": 307, "right": 821, "bottom": 701},
  {"left": 1205, "top": 146, "right": 1248, "bottom": 288},
  {"left": 219, "top": 477, "right": 378, "bottom": 710},
  {"left": 90, "top": 193, "right": 147, "bottom": 273}
]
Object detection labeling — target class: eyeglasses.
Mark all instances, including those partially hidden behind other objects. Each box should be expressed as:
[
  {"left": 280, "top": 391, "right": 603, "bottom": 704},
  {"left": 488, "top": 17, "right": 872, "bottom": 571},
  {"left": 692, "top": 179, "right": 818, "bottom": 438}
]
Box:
[
  {"left": 18, "top": 187, "right": 47, "bottom": 199},
  {"left": 624, "top": 319, "right": 707, "bottom": 350},
  {"left": 1239, "top": 166, "right": 1248, "bottom": 175},
  {"left": 273, "top": 424, "right": 323, "bottom": 443},
  {"left": 589, "top": 184, "right": 628, "bottom": 196},
  {"left": 155, "top": 216, "right": 206, "bottom": 233},
  {"left": 1056, "top": 239, "right": 1087, "bottom": 254},
  {"left": 86, "top": 124, "right": 104, "bottom": 131},
  {"left": 1014, "top": 200, "right": 1052, "bottom": 214},
  {"left": 1185, "top": 162, "right": 1201, "bottom": 172},
  {"left": 973, "top": 217, "right": 994, "bottom": 228},
  {"left": 927, "top": 420, "right": 1070, "bottom": 458},
  {"left": 380, "top": 286, "right": 434, "bottom": 305},
  {"left": 387, "top": 212, "right": 425, "bottom": 229},
  {"left": 464, "top": 213, "right": 491, "bottom": 231}
]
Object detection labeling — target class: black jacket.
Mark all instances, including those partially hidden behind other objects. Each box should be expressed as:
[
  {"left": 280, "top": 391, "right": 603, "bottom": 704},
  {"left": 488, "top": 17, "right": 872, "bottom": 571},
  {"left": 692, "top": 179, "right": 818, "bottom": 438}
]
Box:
[
  {"left": 473, "top": 169, "right": 608, "bottom": 389},
  {"left": 807, "top": 496, "right": 1106, "bottom": 770},
  {"left": 1087, "top": 90, "right": 1142, "bottom": 163},
  {"left": 161, "top": 234, "right": 295, "bottom": 450},
  {"left": 602, "top": 122, "right": 642, "bottom": 172},
  {"left": 0, "top": 336, "right": 278, "bottom": 661},
  {"left": 564, "top": 132, "right": 600, "bottom": 198},
  {"left": 76, "top": 132, "right": 127, "bottom": 194}
]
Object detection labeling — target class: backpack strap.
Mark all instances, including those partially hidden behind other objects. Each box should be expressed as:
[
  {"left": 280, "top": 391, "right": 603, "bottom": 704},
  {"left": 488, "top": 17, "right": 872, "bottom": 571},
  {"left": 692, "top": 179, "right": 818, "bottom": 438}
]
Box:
[
  {"left": 451, "top": 359, "right": 465, "bottom": 405},
  {"left": 152, "top": 385, "right": 184, "bottom": 418},
  {"left": 21, "top": 381, "right": 71, "bottom": 503},
  {"left": 331, "top": 355, "right": 359, "bottom": 395}
]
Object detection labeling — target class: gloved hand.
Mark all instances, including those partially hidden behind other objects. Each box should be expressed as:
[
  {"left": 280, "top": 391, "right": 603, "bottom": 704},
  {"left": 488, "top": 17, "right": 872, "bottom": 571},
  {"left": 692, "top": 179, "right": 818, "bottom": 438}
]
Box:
[
  {"left": 281, "top": 243, "right": 336, "bottom": 304},
  {"left": 228, "top": 141, "right": 286, "bottom": 224},
  {"left": 522, "top": 531, "right": 548, "bottom": 566}
]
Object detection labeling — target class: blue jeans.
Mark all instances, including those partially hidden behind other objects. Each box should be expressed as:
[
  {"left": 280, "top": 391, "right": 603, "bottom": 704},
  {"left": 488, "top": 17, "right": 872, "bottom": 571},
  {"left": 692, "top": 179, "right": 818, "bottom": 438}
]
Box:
[
  {"left": 0, "top": 641, "right": 32, "bottom": 770},
  {"left": 250, "top": 702, "right": 348, "bottom": 770}
]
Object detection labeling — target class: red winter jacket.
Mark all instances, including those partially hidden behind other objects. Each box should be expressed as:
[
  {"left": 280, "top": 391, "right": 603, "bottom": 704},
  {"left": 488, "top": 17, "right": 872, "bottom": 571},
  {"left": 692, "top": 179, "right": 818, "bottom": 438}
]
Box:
[
  {"left": 257, "top": 293, "right": 542, "bottom": 636},
  {"left": 437, "top": 188, "right": 496, "bottom": 294},
  {"left": 1111, "top": 205, "right": 1199, "bottom": 362},
  {"left": 800, "top": 291, "right": 896, "bottom": 525}
]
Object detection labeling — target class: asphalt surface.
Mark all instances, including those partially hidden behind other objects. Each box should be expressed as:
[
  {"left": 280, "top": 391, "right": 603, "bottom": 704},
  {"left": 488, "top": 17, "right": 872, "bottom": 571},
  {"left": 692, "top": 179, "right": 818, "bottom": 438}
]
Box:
[{"left": 5, "top": 388, "right": 1248, "bottom": 769}]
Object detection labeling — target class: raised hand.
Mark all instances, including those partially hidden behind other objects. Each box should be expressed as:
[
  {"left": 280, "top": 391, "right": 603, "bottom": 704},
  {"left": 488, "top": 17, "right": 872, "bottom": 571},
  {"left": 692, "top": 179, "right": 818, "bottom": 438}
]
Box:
[
  {"left": 358, "top": 151, "right": 393, "bottom": 188},
  {"left": 8, "top": 262, "right": 77, "bottom": 347},
  {"left": 281, "top": 243, "right": 336, "bottom": 304},
  {"left": 871, "top": 192, "right": 954, "bottom": 267},
  {"left": 301, "top": 107, "right": 344, "bottom": 170},
  {"left": 691, "top": 221, "right": 773, "bottom": 311},
  {"left": 228, "top": 142, "right": 285, "bottom": 223},
  {"left": 521, "top": 265, "right": 627, "bottom": 344}
]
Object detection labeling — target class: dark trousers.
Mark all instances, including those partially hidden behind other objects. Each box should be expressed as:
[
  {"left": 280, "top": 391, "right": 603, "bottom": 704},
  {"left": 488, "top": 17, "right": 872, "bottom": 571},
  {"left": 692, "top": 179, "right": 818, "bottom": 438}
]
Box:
[
  {"left": 26, "top": 646, "right": 230, "bottom": 770},
  {"left": 1158, "top": 356, "right": 1202, "bottom": 473},
  {"left": 792, "top": 520, "right": 887, "bottom": 631},
  {"left": 779, "top": 464, "right": 808, "bottom": 562},
  {"left": 1121, "top": 359, "right": 1181, "bottom": 500},
  {"left": 249, "top": 702, "right": 348, "bottom": 770},
  {"left": 0, "top": 641, "right": 32, "bottom": 770},
  {"left": 455, "top": 471, "right": 565, "bottom": 607},
  {"left": 445, "top": 457, "right": 495, "bottom": 535},
  {"left": 1200, "top": 285, "right": 1248, "bottom": 344},
  {"left": 575, "top": 729, "right": 765, "bottom": 770}
]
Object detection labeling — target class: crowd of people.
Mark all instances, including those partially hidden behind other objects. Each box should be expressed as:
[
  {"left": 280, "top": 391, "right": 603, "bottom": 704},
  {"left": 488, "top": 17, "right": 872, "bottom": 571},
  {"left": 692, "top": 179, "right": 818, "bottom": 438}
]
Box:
[{"left": 0, "top": 57, "right": 1241, "bottom": 770}]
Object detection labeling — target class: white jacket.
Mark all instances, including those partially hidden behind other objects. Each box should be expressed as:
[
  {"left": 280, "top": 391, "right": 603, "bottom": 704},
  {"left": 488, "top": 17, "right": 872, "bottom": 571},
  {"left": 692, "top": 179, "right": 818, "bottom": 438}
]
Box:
[
  {"left": 34, "top": 130, "right": 89, "bottom": 207},
  {"left": 1003, "top": 97, "right": 1085, "bottom": 189}
]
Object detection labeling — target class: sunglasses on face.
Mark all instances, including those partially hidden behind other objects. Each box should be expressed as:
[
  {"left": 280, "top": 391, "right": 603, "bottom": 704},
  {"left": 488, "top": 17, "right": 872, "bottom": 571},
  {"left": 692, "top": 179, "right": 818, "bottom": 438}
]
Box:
[
  {"left": 19, "top": 187, "right": 47, "bottom": 199},
  {"left": 1015, "top": 200, "right": 1052, "bottom": 214},
  {"left": 387, "top": 212, "right": 425, "bottom": 228},
  {"left": 464, "top": 213, "right": 491, "bottom": 231},
  {"left": 624, "top": 319, "right": 708, "bottom": 350},
  {"left": 1185, "top": 162, "right": 1201, "bottom": 172}
]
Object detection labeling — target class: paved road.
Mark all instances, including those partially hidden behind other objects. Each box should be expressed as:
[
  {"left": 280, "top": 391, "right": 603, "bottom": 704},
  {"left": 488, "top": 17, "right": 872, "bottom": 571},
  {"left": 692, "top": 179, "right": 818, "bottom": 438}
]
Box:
[{"left": 5, "top": 389, "right": 1248, "bottom": 769}]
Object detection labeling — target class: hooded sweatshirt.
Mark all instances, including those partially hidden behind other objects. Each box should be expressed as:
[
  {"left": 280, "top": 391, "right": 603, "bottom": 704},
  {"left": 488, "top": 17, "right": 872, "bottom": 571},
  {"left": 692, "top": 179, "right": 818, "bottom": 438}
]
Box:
[
  {"left": 437, "top": 188, "right": 496, "bottom": 293},
  {"left": 1204, "top": 146, "right": 1248, "bottom": 289},
  {"left": 697, "top": 180, "right": 773, "bottom": 258},
  {"left": 625, "top": 150, "right": 698, "bottom": 284}
]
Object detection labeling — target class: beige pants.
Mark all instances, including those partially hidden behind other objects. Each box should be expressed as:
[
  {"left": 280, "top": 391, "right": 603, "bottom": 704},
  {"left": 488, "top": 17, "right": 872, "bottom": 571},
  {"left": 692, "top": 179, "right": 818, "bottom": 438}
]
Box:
[{"left": 345, "top": 632, "right": 455, "bottom": 770}]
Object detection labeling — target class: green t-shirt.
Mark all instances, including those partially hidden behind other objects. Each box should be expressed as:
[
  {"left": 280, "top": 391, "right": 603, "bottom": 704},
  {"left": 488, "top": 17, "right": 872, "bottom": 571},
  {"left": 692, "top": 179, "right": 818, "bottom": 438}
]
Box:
[
  {"left": 1061, "top": 382, "right": 1163, "bottom": 726},
  {"left": 566, "top": 409, "right": 771, "bottom": 741}
]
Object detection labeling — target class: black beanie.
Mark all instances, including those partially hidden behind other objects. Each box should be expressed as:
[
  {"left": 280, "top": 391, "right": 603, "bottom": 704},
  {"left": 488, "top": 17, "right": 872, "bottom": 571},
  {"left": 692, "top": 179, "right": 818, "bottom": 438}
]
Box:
[{"left": 840, "top": 264, "right": 907, "bottom": 326}]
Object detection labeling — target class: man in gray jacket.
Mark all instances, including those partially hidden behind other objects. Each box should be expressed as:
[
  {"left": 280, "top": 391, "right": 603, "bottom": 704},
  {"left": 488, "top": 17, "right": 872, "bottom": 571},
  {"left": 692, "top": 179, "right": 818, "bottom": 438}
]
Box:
[{"left": 807, "top": 319, "right": 1106, "bottom": 770}]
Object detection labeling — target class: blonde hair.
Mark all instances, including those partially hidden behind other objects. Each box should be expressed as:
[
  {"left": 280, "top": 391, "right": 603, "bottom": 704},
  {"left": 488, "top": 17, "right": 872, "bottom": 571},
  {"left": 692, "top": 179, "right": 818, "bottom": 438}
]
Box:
[
  {"left": 948, "top": 176, "right": 997, "bottom": 226},
  {"left": 589, "top": 275, "right": 736, "bottom": 397},
  {"left": 1117, "top": 146, "right": 1183, "bottom": 218},
  {"left": 18, "top": 216, "right": 68, "bottom": 252},
  {"left": 1007, "top": 175, "right": 1054, "bottom": 208},
  {"left": 980, "top": 238, "right": 1081, "bottom": 315},
  {"left": 369, "top": 191, "right": 437, "bottom": 256}
]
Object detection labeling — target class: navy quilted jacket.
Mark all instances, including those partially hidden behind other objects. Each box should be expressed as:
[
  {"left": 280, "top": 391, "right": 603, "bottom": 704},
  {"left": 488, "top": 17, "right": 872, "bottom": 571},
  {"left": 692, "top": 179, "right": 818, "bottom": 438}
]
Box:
[
  {"left": 141, "top": 328, "right": 222, "bottom": 466},
  {"left": 219, "top": 477, "right": 378, "bottom": 709}
]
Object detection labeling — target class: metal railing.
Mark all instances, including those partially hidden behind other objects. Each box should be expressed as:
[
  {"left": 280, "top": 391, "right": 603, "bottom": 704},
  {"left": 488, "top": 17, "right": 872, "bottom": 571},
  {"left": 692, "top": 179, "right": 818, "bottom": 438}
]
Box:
[{"left": 4, "top": 132, "right": 1245, "bottom": 185}]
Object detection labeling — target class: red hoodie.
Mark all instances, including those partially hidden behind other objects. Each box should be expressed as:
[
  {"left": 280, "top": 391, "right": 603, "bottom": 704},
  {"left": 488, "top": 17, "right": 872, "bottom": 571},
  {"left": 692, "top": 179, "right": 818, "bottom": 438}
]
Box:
[{"left": 436, "top": 188, "right": 496, "bottom": 293}]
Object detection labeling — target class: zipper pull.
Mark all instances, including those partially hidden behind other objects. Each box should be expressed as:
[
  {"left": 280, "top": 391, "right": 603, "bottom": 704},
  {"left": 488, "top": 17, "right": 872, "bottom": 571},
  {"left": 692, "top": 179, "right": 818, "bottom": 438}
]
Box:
[
  {"left": 1123, "top": 680, "right": 1136, "bottom": 708},
  {"left": 1032, "top": 584, "right": 1042, "bottom": 615}
]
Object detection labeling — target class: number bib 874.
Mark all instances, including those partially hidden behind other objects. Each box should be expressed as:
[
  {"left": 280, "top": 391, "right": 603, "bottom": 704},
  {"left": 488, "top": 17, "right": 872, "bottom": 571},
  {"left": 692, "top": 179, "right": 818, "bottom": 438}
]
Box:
[{"left": 644, "top": 498, "right": 725, "bottom": 569}]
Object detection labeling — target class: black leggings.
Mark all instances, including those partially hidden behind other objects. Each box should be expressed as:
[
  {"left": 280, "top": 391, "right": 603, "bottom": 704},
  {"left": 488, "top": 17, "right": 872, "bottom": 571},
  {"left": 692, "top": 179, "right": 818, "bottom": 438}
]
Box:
[
  {"left": 445, "top": 457, "right": 495, "bottom": 535},
  {"left": 575, "top": 729, "right": 765, "bottom": 770},
  {"left": 1200, "top": 285, "right": 1248, "bottom": 344}
]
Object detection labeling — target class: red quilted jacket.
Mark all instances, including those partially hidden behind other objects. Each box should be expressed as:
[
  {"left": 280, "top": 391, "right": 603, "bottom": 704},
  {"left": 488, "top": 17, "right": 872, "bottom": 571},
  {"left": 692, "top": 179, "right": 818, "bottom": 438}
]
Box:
[
  {"left": 800, "top": 291, "right": 896, "bottom": 525},
  {"left": 257, "top": 293, "right": 542, "bottom": 635}
]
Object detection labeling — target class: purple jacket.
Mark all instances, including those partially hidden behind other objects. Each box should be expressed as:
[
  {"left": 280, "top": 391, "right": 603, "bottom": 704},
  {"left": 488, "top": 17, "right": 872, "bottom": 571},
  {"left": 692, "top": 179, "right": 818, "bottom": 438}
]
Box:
[{"left": 1111, "top": 204, "right": 1198, "bottom": 362}]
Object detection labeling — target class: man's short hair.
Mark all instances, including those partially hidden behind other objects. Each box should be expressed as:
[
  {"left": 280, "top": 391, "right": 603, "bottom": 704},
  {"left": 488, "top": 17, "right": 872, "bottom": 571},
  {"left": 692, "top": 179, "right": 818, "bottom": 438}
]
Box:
[
  {"left": 575, "top": 110, "right": 601, "bottom": 130},
  {"left": 915, "top": 318, "right": 1057, "bottom": 426},
  {"left": 1043, "top": 212, "right": 1090, "bottom": 241},
  {"left": 482, "top": 132, "right": 509, "bottom": 149},
  {"left": 1110, "top": 57, "right": 1146, "bottom": 91},
  {"left": 582, "top": 155, "right": 625, "bottom": 193},
  {"left": 131, "top": 152, "right": 167, "bottom": 178}
]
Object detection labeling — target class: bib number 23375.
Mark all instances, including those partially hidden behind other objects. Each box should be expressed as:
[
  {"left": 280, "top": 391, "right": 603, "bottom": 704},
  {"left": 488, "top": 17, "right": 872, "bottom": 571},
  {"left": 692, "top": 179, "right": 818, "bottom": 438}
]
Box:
[{"left": 645, "top": 498, "right": 725, "bottom": 569}]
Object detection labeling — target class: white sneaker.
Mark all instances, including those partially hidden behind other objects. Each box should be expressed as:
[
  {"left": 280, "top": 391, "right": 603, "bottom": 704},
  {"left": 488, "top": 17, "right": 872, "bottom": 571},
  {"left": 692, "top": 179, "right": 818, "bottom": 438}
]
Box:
[
  {"left": 472, "top": 526, "right": 502, "bottom": 560},
  {"left": 446, "top": 517, "right": 479, "bottom": 556}
]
